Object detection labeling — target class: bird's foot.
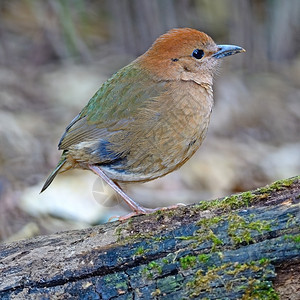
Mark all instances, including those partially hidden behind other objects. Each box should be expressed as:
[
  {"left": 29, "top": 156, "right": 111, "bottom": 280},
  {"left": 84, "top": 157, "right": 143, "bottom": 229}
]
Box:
[
  {"left": 108, "top": 207, "right": 157, "bottom": 222},
  {"left": 110, "top": 203, "right": 186, "bottom": 221},
  {"left": 89, "top": 164, "right": 187, "bottom": 221}
]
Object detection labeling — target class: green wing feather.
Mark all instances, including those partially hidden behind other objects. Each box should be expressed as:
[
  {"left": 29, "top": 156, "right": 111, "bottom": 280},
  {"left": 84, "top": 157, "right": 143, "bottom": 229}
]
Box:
[
  {"left": 42, "top": 62, "right": 168, "bottom": 192},
  {"left": 58, "top": 63, "right": 166, "bottom": 151}
]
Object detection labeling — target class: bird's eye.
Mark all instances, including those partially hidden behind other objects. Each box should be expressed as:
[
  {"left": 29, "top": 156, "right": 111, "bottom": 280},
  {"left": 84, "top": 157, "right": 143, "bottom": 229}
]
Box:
[{"left": 192, "top": 49, "right": 204, "bottom": 59}]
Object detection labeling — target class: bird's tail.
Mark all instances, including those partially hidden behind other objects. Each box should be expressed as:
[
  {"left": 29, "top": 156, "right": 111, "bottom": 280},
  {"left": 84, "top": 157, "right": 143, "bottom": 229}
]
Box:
[{"left": 40, "top": 156, "right": 67, "bottom": 193}]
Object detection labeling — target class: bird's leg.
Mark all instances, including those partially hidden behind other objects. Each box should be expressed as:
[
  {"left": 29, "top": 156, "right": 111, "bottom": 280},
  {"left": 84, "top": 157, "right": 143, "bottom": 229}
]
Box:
[
  {"left": 89, "top": 165, "right": 157, "bottom": 216},
  {"left": 89, "top": 165, "right": 186, "bottom": 220}
]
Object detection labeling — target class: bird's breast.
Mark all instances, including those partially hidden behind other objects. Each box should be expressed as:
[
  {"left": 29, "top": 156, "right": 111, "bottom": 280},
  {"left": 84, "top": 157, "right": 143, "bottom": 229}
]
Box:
[{"left": 102, "top": 81, "right": 214, "bottom": 182}]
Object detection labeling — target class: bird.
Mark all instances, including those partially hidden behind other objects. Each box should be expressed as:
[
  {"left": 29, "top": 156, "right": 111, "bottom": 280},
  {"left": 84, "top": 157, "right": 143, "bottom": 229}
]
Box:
[{"left": 41, "top": 28, "right": 245, "bottom": 218}]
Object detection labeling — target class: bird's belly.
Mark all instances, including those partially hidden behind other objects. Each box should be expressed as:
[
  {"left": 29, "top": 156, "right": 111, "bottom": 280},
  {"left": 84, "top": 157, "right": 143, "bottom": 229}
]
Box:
[
  {"left": 102, "top": 86, "right": 213, "bottom": 182},
  {"left": 102, "top": 128, "right": 208, "bottom": 183}
]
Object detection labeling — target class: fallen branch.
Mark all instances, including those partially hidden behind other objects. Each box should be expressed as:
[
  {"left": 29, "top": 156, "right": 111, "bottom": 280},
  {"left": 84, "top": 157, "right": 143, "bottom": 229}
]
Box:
[{"left": 0, "top": 176, "right": 299, "bottom": 299}]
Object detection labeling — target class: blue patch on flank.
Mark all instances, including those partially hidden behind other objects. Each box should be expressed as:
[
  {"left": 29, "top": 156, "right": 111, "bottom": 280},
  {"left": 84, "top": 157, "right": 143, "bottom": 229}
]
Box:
[
  {"left": 97, "top": 140, "right": 129, "bottom": 175},
  {"left": 98, "top": 140, "right": 121, "bottom": 162}
]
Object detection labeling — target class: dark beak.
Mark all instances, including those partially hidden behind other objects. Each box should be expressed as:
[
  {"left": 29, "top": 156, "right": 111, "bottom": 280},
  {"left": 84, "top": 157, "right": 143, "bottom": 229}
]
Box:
[{"left": 212, "top": 44, "right": 245, "bottom": 59}]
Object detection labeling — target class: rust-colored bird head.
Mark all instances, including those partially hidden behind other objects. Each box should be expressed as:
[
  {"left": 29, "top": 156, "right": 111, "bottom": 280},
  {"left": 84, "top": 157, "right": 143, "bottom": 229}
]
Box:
[{"left": 138, "top": 28, "right": 245, "bottom": 85}]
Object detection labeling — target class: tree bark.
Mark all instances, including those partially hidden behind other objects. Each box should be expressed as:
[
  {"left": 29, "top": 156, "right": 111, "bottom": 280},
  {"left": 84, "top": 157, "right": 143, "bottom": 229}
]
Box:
[{"left": 0, "top": 176, "right": 299, "bottom": 299}]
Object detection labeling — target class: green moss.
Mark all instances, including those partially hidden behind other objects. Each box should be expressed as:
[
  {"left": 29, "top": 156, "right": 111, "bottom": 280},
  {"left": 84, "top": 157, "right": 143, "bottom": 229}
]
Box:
[
  {"left": 196, "top": 216, "right": 223, "bottom": 227},
  {"left": 258, "top": 258, "right": 270, "bottom": 265},
  {"left": 177, "top": 215, "right": 223, "bottom": 251},
  {"left": 115, "top": 280, "right": 127, "bottom": 291},
  {"left": 197, "top": 228, "right": 223, "bottom": 251},
  {"left": 180, "top": 255, "right": 197, "bottom": 270},
  {"left": 186, "top": 263, "right": 230, "bottom": 296},
  {"left": 226, "top": 260, "right": 268, "bottom": 276},
  {"left": 240, "top": 260, "right": 277, "bottom": 299},
  {"left": 142, "top": 261, "right": 163, "bottom": 279},
  {"left": 148, "top": 261, "right": 162, "bottom": 275},
  {"left": 220, "top": 194, "right": 243, "bottom": 209},
  {"left": 241, "top": 191, "right": 255, "bottom": 204},
  {"left": 226, "top": 263, "right": 252, "bottom": 276},
  {"left": 196, "top": 194, "right": 245, "bottom": 211},
  {"left": 195, "top": 191, "right": 253, "bottom": 214},
  {"left": 286, "top": 213, "right": 297, "bottom": 228},
  {"left": 228, "top": 214, "right": 271, "bottom": 245},
  {"left": 198, "top": 254, "right": 211, "bottom": 263},
  {"left": 142, "top": 268, "right": 153, "bottom": 279},
  {"left": 259, "top": 177, "right": 296, "bottom": 194},
  {"left": 243, "top": 280, "right": 279, "bottom": 300},
  {"left": 195, "top": 176, "right": 299, "bottom": 213},
  {"left": 209, "top": 232, "right": 223, "bottom": 249},
  {"left": 190, "top": 242, "right": 198, "bottom": 249},
  {"left": 176, "top": 217, "right": 222, "bottom": 250},
  {"left": 192, "top": 216, "right": 223, "bottom": 251},
  {"left": 186, "top": 259, "right": 276, "bottom": 298},
  {"left": 292, "top": 235, "right": 300, "bottom": 243},
  {"left": 284, "top": 234, "right": 300, "bottom": 244},
  {"left": 134, "top": 246, "right": 146, "bottom": 256},
  {"left": 177, "top": 235, "right": 197, "bottom": 241}
]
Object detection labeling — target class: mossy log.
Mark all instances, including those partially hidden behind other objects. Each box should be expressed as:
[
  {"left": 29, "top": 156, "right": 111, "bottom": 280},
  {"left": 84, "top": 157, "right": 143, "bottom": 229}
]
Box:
[{"left": 0, "top": 176, "right": 299, "bottom": 299}]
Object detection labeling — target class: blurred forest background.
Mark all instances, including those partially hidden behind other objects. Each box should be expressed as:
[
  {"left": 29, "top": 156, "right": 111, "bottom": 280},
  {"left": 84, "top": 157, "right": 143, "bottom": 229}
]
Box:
[{"left": 0, "top": 0, "right": 299, "bottom": 242}]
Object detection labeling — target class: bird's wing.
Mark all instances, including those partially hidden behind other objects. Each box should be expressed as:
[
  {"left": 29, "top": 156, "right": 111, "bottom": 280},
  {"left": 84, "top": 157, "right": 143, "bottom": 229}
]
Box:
[{"left": 58, "top": 63, "right": 166, "bottom": 153}]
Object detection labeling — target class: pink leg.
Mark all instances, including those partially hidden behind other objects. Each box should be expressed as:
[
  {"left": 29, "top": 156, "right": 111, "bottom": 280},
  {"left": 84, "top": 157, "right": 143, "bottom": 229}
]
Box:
[
  {"left": 89, "top": 165, "right": 186, "bottom": 220},
  {"left": 89, "top": 165, "right": 156, "bottom": 215}
]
